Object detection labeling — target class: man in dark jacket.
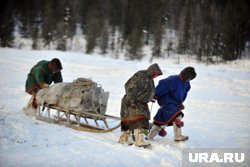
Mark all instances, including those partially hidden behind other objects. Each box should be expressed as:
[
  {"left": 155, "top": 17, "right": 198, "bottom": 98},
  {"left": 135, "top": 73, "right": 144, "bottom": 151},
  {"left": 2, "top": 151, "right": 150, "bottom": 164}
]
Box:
[
  {"left": 118, "top": 63, "right": 162, "bottom": 147},
  {"left": 147, "top": 67, "right": 196, "bottom": 141},
  {"left": 25, "top": 58, "right": 63, "bottom": 109}
]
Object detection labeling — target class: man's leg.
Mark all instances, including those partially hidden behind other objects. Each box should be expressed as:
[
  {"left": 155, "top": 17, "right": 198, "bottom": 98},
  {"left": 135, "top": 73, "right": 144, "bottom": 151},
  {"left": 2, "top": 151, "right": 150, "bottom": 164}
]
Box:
[{"left": 173, "top": 115, "right": 188, "bottom": 141}]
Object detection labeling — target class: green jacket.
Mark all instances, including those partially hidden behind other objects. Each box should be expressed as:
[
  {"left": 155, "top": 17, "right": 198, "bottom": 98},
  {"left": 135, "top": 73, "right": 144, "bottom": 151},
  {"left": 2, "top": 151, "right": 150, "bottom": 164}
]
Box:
[
  {"left": 120, "top": 63, "right": 162, "bottom": 123},
  {"left": 25, "top": 60, "right": 63, "bottom": 94}
]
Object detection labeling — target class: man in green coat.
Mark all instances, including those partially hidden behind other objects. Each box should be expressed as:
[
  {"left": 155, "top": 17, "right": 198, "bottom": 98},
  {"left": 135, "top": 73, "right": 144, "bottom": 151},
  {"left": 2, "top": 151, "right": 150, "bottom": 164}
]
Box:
[
  {"left": 25, "top": 58, "right": 63, "bottom": 109},
  {"left": 118, "top": 63, "right": 162, "bottom": 148}
]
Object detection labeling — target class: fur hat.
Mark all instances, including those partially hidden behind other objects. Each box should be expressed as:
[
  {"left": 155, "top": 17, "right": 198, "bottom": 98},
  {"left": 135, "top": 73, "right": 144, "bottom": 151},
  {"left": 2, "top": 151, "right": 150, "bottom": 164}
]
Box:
[{"left": 180, "top": 66, "right": 196, "bottom": 81}]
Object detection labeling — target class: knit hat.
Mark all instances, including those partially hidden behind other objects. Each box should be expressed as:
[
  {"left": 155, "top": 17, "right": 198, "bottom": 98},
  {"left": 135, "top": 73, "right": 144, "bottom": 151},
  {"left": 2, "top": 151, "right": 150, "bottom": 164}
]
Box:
[{"left": 180, "top": 66, "right": 196, "bottom": 81}]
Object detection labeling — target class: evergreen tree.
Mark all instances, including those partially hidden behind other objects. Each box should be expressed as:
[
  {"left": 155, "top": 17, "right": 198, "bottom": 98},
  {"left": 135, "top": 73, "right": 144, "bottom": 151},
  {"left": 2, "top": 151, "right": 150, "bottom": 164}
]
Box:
[
  {"left": 0, "top": 0, "right": 15, "bottom": 47},
  {"left": 31, "top": 0, "right": 42, "bottom": 49},
  {"left": 189, "top": 1, "right": 202, "bottom": 57},
  {"left": 221, "top": 0, "right": 249, "bottom": 61},
  {"left": 85, "top": 0, "right": 101, "bottom": 54},
  {"left": 0, "top": 0, "right": 249, "bottom": 62},
  {"left": 151, "top": 0, "right": 166, "bottom": 59},
  {"left": 178, "top": 0, "right": 191, "bottom": 54},
  {"left": 41, "top": 0, "right": 57, "bottom": 49},
  {"left": 123, "top": 0, "right": 144, "bottom": 60},
  {"left": 56, "top": 1, "right": 76, "bottom": 51},
  {"left": 99, "top": 19, "right": 109, "bottom": 54},
  {"left": 98, "top": 0, "right": 112, "bottom": 54}
]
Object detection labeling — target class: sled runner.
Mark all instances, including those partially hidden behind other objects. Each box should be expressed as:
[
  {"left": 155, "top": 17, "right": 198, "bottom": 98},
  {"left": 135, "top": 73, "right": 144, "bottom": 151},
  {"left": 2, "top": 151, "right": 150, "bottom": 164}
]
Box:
[{"left": 26, "top": 78, "right": 120, "bottom": 133}]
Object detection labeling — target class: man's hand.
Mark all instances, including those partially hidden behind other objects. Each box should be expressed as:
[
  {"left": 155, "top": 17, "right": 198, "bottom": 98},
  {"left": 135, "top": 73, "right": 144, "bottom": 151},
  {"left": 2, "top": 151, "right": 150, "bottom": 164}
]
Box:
[
  {"left": 151, "top": 96, "right": 158, "bottom": 103},
  {"left": 40, "top": 83, "right": 49, "bottom": 89},
  {"left": 178, "top": 103, "right": 185, "bottom": 110}
]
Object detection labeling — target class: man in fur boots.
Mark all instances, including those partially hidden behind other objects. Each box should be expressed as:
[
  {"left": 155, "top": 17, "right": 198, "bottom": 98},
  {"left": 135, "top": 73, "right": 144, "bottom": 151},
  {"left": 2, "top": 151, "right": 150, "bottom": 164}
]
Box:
[
  {"left": 25, "top": 58, "right": 63, "bottom": 109},
  {"left": 147, "top": 67, "right": 196, "bottom": 141},
  {"left": 118, "top": 63, "right": 162, "bottom": 148}
]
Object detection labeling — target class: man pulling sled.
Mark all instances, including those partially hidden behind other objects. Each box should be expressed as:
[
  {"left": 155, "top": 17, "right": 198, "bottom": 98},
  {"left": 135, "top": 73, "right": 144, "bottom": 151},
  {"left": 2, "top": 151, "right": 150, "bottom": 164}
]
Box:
[{"left": 147, "top": 67, "right": 197, "bottom": 142}]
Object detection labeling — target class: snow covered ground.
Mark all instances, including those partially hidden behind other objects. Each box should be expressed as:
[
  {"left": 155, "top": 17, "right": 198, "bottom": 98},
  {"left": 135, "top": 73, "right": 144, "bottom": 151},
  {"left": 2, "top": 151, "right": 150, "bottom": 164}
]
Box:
[{"left": 0, "top": 48, "right": 250, "bottom": 167}]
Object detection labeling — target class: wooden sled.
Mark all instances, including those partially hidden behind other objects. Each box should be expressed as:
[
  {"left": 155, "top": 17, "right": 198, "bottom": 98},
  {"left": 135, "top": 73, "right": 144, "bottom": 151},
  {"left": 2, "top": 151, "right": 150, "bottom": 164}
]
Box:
[
  {"left": 25, "top": 104, "right": 121, "bottom": 133},
  {"left": 25, "top": 78, "right": 121, "bottom": 133}
]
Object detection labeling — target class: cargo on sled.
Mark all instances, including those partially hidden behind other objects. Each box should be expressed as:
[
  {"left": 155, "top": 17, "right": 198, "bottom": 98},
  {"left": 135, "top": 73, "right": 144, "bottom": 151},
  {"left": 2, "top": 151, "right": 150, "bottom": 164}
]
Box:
[{"left": 27, "top": 78, "right": 120, "bottom": 133}]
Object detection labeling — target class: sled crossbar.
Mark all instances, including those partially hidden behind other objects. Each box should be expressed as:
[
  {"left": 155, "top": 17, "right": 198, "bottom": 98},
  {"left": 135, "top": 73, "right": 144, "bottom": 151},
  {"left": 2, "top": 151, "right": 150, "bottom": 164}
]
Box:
[{"left": 35, "top": 104, "right": 121, "bottom": 133}]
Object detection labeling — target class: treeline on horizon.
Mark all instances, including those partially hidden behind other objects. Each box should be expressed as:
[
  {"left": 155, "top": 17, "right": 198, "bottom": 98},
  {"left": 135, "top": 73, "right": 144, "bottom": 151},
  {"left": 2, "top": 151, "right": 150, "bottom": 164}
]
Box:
[{"left": 0, "top": 0, "right": 250, "bottom": 62}]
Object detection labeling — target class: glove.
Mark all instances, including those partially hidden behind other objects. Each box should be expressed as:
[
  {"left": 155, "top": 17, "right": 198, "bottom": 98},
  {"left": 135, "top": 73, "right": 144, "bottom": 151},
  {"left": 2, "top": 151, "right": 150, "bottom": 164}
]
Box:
[
  {"left": 178, "top": 103, "right": 185, "bottom": 110},
  {"left": 40, "top": 83, "right": 49, "bottom": 89},
  {"left": 158, "top": 128, "right": 167, "bottom": 137},
  {"left": 151, "top": 96, "right": 158, "bottom": 103}
]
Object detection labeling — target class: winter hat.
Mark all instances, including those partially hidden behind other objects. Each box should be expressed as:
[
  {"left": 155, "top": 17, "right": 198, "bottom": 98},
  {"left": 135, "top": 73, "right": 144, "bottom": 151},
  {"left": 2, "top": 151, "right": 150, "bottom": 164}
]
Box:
[
  {"left": 51, "top": 58, "right": 63, "bottom": 71},
  {"left": 180, "top": 66, "right": 196, "bottom": 81}
]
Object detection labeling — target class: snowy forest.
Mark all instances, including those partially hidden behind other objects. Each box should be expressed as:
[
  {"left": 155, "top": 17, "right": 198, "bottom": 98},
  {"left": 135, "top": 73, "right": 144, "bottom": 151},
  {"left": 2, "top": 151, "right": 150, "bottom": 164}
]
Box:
[{"left": 1, "top": 0, "right": 250, "bottom": 62}]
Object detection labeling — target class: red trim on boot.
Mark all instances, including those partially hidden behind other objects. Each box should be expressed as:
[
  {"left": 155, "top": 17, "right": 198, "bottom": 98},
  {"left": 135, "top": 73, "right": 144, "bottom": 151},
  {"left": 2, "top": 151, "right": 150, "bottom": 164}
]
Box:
[
  {"left": 158, "top": 128, "right": 167, "bottom": 137},
  {"left": 173, "top": 119, "right": 184, "bottom": 127}
]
